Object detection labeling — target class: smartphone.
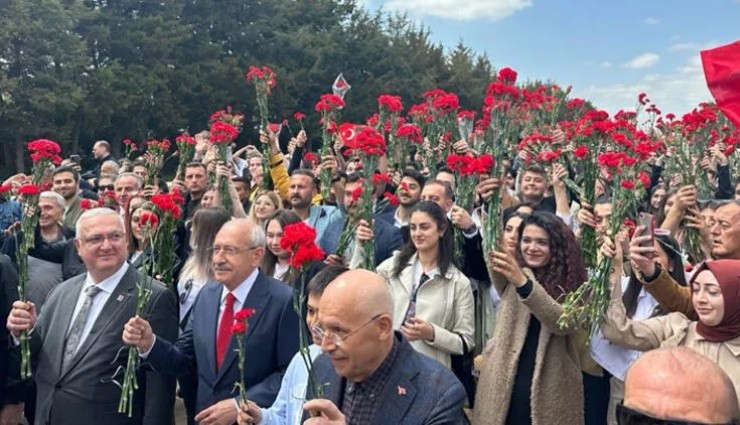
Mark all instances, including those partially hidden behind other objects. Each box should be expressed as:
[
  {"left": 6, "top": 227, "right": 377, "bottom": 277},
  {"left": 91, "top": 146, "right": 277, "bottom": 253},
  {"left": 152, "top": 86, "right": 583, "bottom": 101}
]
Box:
[
  {"left": 227, "top": 144, "right": 234, "bottom": 163},
  {"left": 69, "top": 154, "right": 81, "bottom": 163},
  {"left": 638, "top": 212, "right": 655, "bottom": 249}
]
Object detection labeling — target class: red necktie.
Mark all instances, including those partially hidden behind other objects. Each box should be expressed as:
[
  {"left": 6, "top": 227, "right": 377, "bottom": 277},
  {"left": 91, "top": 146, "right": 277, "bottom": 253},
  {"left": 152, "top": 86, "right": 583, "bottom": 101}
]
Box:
[{"left": 216, "top": 292, "right": 236, "bottom": 370}]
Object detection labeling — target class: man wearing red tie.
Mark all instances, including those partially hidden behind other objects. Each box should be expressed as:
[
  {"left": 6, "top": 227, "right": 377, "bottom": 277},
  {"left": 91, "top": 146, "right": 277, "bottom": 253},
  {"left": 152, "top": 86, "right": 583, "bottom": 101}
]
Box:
[{"left": 123, "top": 218, "right": 299, "bottom": 425}]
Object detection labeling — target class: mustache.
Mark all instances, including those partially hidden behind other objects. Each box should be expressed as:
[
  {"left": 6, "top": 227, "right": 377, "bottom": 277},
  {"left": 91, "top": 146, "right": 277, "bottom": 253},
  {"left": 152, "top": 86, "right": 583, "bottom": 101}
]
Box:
[{"left": 212, "top": 263, "right": 231, "bottom": 271}]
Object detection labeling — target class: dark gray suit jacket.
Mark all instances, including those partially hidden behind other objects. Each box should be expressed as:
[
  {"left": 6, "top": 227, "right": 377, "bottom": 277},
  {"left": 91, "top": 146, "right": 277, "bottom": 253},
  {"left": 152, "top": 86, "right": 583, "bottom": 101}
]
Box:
[
  {"left": 307, "top": 332, "right": 469, "bottom": 425},
  {"left": 22, "top": 264, "right": 178, "bottom": 425}
]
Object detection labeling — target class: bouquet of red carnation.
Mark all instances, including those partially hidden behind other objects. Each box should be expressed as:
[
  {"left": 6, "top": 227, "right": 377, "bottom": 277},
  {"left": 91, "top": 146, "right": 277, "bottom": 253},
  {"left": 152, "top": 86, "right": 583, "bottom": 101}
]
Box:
[
  {"left": 445, "top": 153, "right": 489, "bottom": 264},
  {"left": 246, "top": 66, "right": 277, "bottom": 184},
  {"left": 563, "top": 109, "right": 613, "bottom": 268},
  {"left": 232, "top": 308, "right": 257, "bottom": 404},
  {"left": 344, "top": 126, "right": 387, "bottom": 270},
  {"left": 208, "top": 117, "right": 240, "bottom": 214},
  {"left": 394, "top": 123, "right": 423, "bottom": 169},
  {"left": 315, "top": 93, "right": 346, "bottom": 199},
  {"left": 294, "top": 111, "right": 306, "bottom": 132},
  {"left": 175, "top": 134, "right": 197, "bottom": 181},
  {"left": 559, "top": 151, "right": 648, "bottom": 336},
  {"left": 279, "top": 222, "right": 326, "bottom": 399},
  {"left": 122, "top": 138, "right": 138, "bottom": 160},
  {"left": 80, "top": 198, "right": 103, "bottom": 210},
  {"left": 144, "top": 138, "right": 171, "bottom": 187},
  {"left": 27, "top": 139, "right": 62, "bottom": 187},
  {"left": 14, "top": 183, "right": 42, "bottom": 378},
  {"left": 377, "top": 94, "right": 404, "bottom": 167},
  {"left": 419, "top": 89, "right": 459, "bottom": 175},
  {"left": 149, "top": 191, "right": 184, "bottom": 287},
  {"left": 117, "top": 212, "right": 158, "bottom": 416}
]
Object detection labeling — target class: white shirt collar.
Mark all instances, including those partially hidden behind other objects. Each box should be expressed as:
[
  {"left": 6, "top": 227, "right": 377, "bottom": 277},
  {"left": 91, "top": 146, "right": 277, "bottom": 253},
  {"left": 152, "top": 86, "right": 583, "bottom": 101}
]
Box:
[
  {"left": 84, "top": 262, "right": 129, "bottom": 294},
  {"left": 221, "top": 268, "right": 260, "bottom": 305},
  {"left": 394, "top": 208, "right": 409, "bottom": 228}
]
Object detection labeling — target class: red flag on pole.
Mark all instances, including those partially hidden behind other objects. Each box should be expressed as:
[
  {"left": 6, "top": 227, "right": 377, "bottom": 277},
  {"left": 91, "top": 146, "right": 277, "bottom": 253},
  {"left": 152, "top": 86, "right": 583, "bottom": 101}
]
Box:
[{"left": 701, "top": 41, "right": 740, "bottom": 126}]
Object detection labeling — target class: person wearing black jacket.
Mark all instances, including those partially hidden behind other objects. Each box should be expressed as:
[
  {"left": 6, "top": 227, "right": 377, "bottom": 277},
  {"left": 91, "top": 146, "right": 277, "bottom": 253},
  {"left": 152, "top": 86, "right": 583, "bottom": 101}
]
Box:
[{"left": 0, "top": 254, "right": 24, "bottom": 424}]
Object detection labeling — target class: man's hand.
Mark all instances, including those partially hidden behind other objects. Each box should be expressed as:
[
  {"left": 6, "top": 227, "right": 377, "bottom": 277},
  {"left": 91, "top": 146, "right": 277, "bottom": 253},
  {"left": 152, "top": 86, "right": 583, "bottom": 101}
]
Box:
[
  {"left": 674, "top": 185, "right": 697, "bottom": 211},
  {"left": 194, "top": 399, "right": 239, "bottom": 425},
  {"left": 450, "top": 205, "right": 474, "bottom": 230},
  {"left": 7, "top": 301, "right": 36, "bottom": 337},
  {"left": 476, "top": 177, "right": 502, "bottom": 203},
  {"left": 0, "top": 403, "right": 24, "bottom": 425},
  {"left": 577, "top": 201, "right": 598, "bottom": 229},
  {"left": 303, "top": 399, "right": 346, "bottom": 425},
  {"left": 296, "top": 130, "right": 308, "bottom": 148},
  {"left": 318, "top": 155, "right": 339, "bottom": 179},
  {"left": 122, "top": 316, "right": 155, "bottom": 353},
  {"left": 170, "top": 179, "right": 186, "bottom": 192},
  {"left": 237, "top": 400, "right": 262, "bottom": 425},
  {"left": 551, "top": 162, "right": 567, "bottom": 189},
  {"left": 710, "top": 144, "right": 729, "bottom": 166},
  {"left": 355, "top": 219, "right": 373, "bottom": 242},
  {"left": 141, "top": 185, "right": 156, "bottom": 198},
  {"left": 452, "top": 140, "right": 470, "bottom": 155}
]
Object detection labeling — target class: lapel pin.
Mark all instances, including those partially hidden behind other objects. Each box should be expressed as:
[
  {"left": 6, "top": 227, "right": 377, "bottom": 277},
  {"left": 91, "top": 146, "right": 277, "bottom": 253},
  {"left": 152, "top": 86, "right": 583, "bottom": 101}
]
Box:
[
  {"left": 397, "top": 386, "right": 406, "bottom": 396},
  {"left": 117, "top": 294, "right": 125, "bottom": 302}
]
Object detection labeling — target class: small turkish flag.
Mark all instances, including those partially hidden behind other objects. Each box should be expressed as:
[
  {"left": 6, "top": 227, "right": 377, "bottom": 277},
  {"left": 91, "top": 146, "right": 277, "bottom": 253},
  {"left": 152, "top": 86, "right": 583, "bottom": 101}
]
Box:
[
  {"left": 701, "top": 41, "right": 740, "bottom": 126},
  {"left": 333, "top": 73, "right": 351, "bottom": 101},
  {"left": 397, "top": 386, "right": 406, "bottom": 396}
]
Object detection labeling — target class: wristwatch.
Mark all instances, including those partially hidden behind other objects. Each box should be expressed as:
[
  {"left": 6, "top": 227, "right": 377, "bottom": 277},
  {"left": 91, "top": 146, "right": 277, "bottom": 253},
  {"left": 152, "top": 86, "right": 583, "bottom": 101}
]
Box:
[{"left": 638, "top": 263, "right": 662, "bottom": 283}]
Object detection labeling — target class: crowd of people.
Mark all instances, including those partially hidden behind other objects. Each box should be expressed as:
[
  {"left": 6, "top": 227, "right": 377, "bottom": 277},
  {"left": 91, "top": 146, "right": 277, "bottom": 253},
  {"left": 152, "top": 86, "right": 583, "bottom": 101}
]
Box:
[{"left": 0, "top": 118, "right": 739, "bottom": 425}]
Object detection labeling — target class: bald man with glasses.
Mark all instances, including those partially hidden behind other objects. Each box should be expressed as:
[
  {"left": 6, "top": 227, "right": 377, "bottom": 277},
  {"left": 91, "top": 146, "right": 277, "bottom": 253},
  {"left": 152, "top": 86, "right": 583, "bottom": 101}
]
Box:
[{"left": 301, "top": 269, "right": 469, "bottom": 425}]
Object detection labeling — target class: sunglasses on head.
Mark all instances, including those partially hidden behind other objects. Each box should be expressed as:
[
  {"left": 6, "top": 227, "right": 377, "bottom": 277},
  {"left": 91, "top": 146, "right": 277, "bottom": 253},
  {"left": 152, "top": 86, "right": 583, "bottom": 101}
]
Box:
[{"left": 617, "top": 402, "right": 738, "bottom": 425}]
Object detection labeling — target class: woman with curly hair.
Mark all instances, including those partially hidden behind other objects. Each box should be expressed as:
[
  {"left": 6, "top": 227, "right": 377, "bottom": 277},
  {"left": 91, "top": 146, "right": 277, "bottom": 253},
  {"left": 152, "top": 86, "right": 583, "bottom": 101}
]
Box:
[{"left": 474, "top": 211, "right": 588, "bottom": 425}]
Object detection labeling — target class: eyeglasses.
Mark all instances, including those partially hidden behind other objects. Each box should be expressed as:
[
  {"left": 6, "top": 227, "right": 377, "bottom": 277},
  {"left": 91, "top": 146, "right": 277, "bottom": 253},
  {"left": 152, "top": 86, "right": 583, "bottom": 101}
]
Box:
[
  {"left": 616, "top": 402, "right": 737, "bottom": 425},
  {"left": 312, "top": 314, "right": 382, "bottom": 346},
  {"left": 81, "top": 232, "right": 125, "bottom": 247},
  {"left": 206, "top": 245, "right": 257, "bottom": 257}
]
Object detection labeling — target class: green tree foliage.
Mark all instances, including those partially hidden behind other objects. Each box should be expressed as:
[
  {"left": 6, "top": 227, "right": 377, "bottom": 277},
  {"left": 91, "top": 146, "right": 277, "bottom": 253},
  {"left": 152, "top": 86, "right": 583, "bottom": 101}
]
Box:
[{"left": 0, "top": 0, "right": 497, "bottom": 176}]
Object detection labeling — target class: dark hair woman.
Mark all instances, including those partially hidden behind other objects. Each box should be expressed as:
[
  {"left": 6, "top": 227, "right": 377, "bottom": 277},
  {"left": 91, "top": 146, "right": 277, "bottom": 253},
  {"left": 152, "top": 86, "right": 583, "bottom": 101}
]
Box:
[
  {"left": 474, "top": 211, "right": 588, "bottom": 425},
  {"left": 262, "top": 209, "right": 303, "bottom": 284},
  {"left": 590, "top": 231, "right": 687, "bottom": 423},
  {"left": 376, "top": 200, "right": 474, "bottom": 370}
]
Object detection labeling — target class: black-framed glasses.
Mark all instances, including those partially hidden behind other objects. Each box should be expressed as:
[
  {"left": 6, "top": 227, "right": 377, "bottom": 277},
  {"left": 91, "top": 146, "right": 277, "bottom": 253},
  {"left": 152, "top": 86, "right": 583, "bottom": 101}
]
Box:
[
  {"left": 616, "top": 402, "right": 737, "bottom": 425},
  {"left": 179, "top": 278, "right": 193, "bottom": 304},
  {"left": 312, "top": 314, "right": 382, "bottom": 346}
]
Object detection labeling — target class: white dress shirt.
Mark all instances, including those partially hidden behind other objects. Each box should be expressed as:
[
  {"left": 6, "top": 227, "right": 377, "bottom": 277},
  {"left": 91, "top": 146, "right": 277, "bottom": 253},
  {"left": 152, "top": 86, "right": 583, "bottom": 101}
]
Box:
[
  {"left": 216, "top": 268, "right": 259, "bottom": 331},
  {"left": 412, "top": 260, "right": 441, "bottom": 293},
  {"left": 66, "top": 262, "right": 130, "bottom": 355},
  {"left": 590, "top": 276, "right": 659, "bottom": 381}
]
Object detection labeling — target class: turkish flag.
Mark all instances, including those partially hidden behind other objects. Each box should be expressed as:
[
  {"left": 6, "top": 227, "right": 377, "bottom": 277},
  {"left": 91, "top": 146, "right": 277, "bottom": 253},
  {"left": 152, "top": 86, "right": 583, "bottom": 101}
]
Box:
[{"left": 701, "top": 41, "right": 740, "bottom": 126}]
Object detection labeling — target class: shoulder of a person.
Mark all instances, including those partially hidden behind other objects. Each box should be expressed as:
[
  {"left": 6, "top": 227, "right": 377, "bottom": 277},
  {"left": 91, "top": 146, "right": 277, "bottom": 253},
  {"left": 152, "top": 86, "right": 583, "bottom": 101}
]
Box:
[{"left": 260, "top": 273, "right": 294, "bottom": 298}]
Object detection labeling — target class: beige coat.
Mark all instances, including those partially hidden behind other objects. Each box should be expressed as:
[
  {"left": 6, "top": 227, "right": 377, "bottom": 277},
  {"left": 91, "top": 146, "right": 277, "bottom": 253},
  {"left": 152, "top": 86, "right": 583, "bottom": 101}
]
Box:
[
  {"left": 473, "top": 269, "right": 584, "bottom": 425},
  {"left": 601, "top": 277, "right": 740, "bottom": 405},
  {"left": 376, "top": 253, "right": 475, "bottom": 368}
]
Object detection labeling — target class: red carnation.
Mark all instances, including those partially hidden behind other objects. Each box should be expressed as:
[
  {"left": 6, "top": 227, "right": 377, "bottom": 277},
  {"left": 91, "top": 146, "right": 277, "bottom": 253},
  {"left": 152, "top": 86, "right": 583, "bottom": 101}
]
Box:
[
  {"left": 638, "top": 172, "right": 651, "bottom": 189},
  {"left": 231, "top": 322, "right": 247, "bottom": 335},
  {"left": 27, "top": 139, "right": 61, "bottom": 155},
  {"left": 209, "top": 121, "right": 239, "bottom": 144},
  {"left": 378, "top": 95, "right": 404, "bottom": 114},
  {"left": 384, "top": 192, "right": 399, "bottom": 207},
  {"left": 350, "top": 185, "right": 363, "bottom": 202},
  {"left": 80, "top": 198, "right": 100, "bottom": 210},
  {"left": 18, "top": 185, "right": 40, "bottom": 196},
  {"left": 175, "top": 135, "right": 196, "bottom": 146},
  {"left": 235, "top": 308, "right": 256, "bottom": 321},
  {"left": 267, "top": 123, "right": 282, "bottom": 134},
  {"left": 472, "top": 154, "right": 495, "bottom": 175},
  {"left": 497, "top": 67, "right": 518, "bottom": 85},
  {"left": 372, "top": 173, "right": 391, "bottom": 185},
  {"left": 621, "top": 180, "right": 636, "bottom": 190},
  {"left": 303, "top": 152, "right": 319, "bottom": 165},
  {"left": 279, "top": 222, "right": 318, "bottom": 252},
  {"left": 395, "top": 123, "right": 422, "bottom": 144},
  {"left": 457, "top": 110, "right": 476, "bottom": 121},
  {"left": 294, "top": 112, "right": 306, "bottom": 121},
  {"left": 573, "top": 145, "right": 589, "bottom": 159},
  {"left": 291, "top": 244, "right": 325, "bottom": 269},
  {"left": 139, "top": 212, "right": 159, "bottom": 228},
  {"left": 432, "top": 93, "right": 460, "bottom": 114},
  {"left": 0, "top": 184, "right": 12, "bottom": 194}
]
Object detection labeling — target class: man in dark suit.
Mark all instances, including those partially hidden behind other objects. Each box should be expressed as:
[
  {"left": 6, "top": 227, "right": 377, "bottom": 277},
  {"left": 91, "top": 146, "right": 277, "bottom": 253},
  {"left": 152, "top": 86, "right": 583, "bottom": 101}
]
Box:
[
  {"left": 320, "top": 174, "right": 403, "bottom": 267},
  {"left": 6, "top": 208, "right": 178, "bottom": 425},
  {"left": 123, "top": 218, "right": 300, "bottom": 425},
  {"left": 302, "top": 269, "right": 468, "bottom": 425}
]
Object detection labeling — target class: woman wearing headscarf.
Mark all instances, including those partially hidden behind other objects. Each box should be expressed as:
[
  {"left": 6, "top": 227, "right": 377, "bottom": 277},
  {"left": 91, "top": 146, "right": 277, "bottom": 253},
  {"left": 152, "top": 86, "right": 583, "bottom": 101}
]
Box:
[{"left": 601, "top": 237, "right": 740, "bottom": 404}]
